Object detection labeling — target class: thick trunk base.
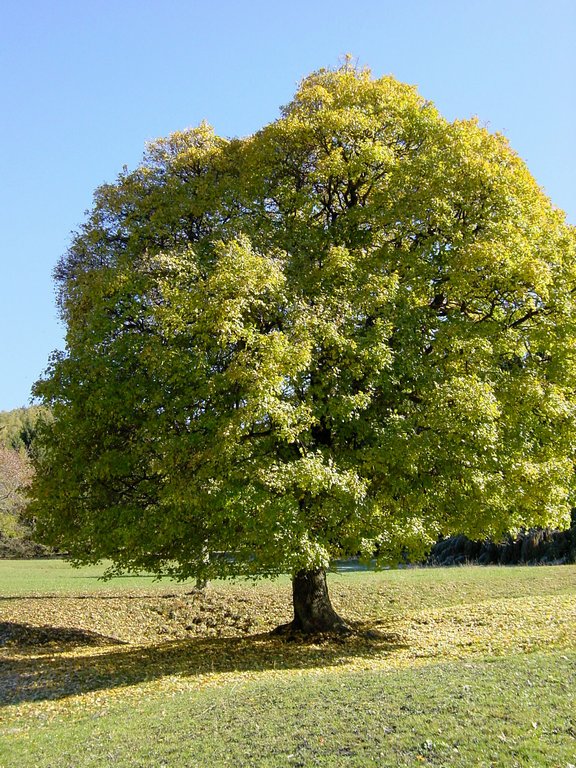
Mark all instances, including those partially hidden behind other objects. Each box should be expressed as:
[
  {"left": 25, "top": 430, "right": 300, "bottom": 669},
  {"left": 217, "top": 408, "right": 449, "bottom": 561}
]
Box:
[{"left": 273, "top": 568, "right": 352, "bottom": 636}]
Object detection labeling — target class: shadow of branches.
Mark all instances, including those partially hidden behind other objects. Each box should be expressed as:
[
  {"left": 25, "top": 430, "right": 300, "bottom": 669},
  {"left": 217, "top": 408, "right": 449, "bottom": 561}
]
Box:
[
  {"left": 0, "top": 622, "right": 126, "bottom": 652},
  {"left": 0, "top": 627, "right": 406, "bottom": 707}
]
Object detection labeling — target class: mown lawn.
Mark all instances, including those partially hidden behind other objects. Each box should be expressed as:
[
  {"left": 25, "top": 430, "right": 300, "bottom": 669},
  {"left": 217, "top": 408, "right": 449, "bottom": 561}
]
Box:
[{"left": 0, "top": 562, "right": 575, "bottom": 767}]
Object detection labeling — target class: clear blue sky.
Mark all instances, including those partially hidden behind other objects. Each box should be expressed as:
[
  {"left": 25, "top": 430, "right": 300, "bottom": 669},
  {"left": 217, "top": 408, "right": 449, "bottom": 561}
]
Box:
[{"left": 1, "top": 0, "right": 574, "bottom": 411}]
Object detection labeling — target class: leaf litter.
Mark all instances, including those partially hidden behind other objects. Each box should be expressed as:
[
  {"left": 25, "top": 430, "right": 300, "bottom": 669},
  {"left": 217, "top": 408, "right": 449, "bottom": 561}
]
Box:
[{"left": 0, "top": 567, "right": 574, "bottom": 733}]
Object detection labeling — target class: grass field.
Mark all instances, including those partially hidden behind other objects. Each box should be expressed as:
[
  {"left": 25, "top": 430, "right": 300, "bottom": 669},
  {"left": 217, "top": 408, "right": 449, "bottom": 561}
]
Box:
[{"left": 1, "top": 561, "right": 575, "bottom": 767}]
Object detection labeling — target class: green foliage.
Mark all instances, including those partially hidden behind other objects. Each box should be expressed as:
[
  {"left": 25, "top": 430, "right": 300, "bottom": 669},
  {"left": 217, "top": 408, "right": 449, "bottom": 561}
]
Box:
[
  {"left": 0, "top": 406, "right": 50, "bottom": 454},
  {"left": 31, "top": 65, "right": 576, "bottom": 580}
]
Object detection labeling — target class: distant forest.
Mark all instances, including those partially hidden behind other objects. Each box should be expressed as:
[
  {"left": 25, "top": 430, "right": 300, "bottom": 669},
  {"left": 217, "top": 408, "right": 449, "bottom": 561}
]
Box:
[{"left": 0, "top": 405, "right": 51, "bottom": 453}]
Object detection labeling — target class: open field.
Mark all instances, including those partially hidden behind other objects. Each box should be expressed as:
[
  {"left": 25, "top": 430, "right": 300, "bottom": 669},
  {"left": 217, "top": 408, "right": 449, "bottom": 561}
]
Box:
[{"left": 1, "top": 562, "right": 575, "bottom": 767}]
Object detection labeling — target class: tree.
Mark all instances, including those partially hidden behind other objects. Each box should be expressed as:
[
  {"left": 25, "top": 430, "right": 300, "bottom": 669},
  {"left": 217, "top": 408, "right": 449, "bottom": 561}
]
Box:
[
  {"left": 30, "top": 65, "right": 576, "bottom": 634},
  {"left": 0, "top": 407, "right": 49, "bottom": 548}
]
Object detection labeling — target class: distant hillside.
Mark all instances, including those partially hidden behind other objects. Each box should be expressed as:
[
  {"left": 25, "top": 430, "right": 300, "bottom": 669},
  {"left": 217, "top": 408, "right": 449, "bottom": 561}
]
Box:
[{"left": 0, "top": 405, "right": 51, "bottom": 454}]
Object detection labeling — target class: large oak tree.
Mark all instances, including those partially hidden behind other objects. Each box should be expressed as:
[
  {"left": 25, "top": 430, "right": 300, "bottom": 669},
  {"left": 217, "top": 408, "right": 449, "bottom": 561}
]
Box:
[{"left": 31, "top": 65, "right": 576, "bottom": 633}]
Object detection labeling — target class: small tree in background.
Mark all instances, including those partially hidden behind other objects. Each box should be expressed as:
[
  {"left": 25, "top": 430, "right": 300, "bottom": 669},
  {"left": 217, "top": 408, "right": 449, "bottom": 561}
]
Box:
[
  {"left": 0, "top": 446, "right": 32, "bottom": 538},
  {"left": 31, "top": 65, "right": 576, "bottom": 633}
]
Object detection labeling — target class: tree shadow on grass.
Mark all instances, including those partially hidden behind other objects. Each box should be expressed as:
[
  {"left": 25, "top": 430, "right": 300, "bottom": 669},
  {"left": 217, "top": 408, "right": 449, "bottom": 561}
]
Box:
[
  {"left": 0, "top": 591, "right": 197, "bottom": 601},
  {"left": 0, "top": 621, "right": 126, "bottom": 652},
  {"left": 0, "top": 624, "right": 407, "bottom": 707}
]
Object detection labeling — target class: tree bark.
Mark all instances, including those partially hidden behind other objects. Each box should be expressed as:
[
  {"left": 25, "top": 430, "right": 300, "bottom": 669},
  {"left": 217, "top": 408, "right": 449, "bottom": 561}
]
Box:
[{"left": 274, "top": 568, "right": 352, "bottom": 635}]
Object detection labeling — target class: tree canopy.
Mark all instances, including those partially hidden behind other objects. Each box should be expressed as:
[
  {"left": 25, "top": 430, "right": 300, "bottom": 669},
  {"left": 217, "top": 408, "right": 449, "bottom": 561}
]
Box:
[{"left": 30, "top": 65, "right": 576, "bottom": 631}]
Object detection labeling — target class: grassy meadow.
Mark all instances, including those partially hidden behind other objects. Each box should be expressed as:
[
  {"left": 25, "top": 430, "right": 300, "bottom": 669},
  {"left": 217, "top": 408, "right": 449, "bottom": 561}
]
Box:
[{"left": 0, "top": 561, "right": 574, "bottom": 767}]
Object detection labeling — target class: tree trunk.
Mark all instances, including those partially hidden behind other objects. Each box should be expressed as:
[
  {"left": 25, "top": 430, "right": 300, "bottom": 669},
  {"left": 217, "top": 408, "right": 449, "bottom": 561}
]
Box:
[{"left": 274, "top": 568, "right": 352, "bottom": 635}]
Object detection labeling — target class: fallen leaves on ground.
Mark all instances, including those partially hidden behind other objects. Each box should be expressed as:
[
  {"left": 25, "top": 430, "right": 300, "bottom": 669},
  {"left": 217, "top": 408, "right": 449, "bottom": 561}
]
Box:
[{"left": 0, "top": 568, "right": 574, "bottom": 733}]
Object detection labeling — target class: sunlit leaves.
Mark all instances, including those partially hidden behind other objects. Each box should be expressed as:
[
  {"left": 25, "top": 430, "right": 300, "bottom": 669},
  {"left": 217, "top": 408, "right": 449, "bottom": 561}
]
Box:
[{"left": 30, "top": 64, "right": 576, "bottom": 580}]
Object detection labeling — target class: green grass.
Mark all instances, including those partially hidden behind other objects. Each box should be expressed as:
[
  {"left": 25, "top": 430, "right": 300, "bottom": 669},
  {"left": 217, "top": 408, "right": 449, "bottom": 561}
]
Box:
[
  {"left": 0, "top": 558, "right": 200, "bottom": 595},
  {"left": 2, "top": 651, "right": 575, "bottom": 768},
  {"left": 1, "top": 556, "right": 573, "bottom": 599},
  {"left": 1, "top": 561, "right": 575, "bottom": 767}
]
